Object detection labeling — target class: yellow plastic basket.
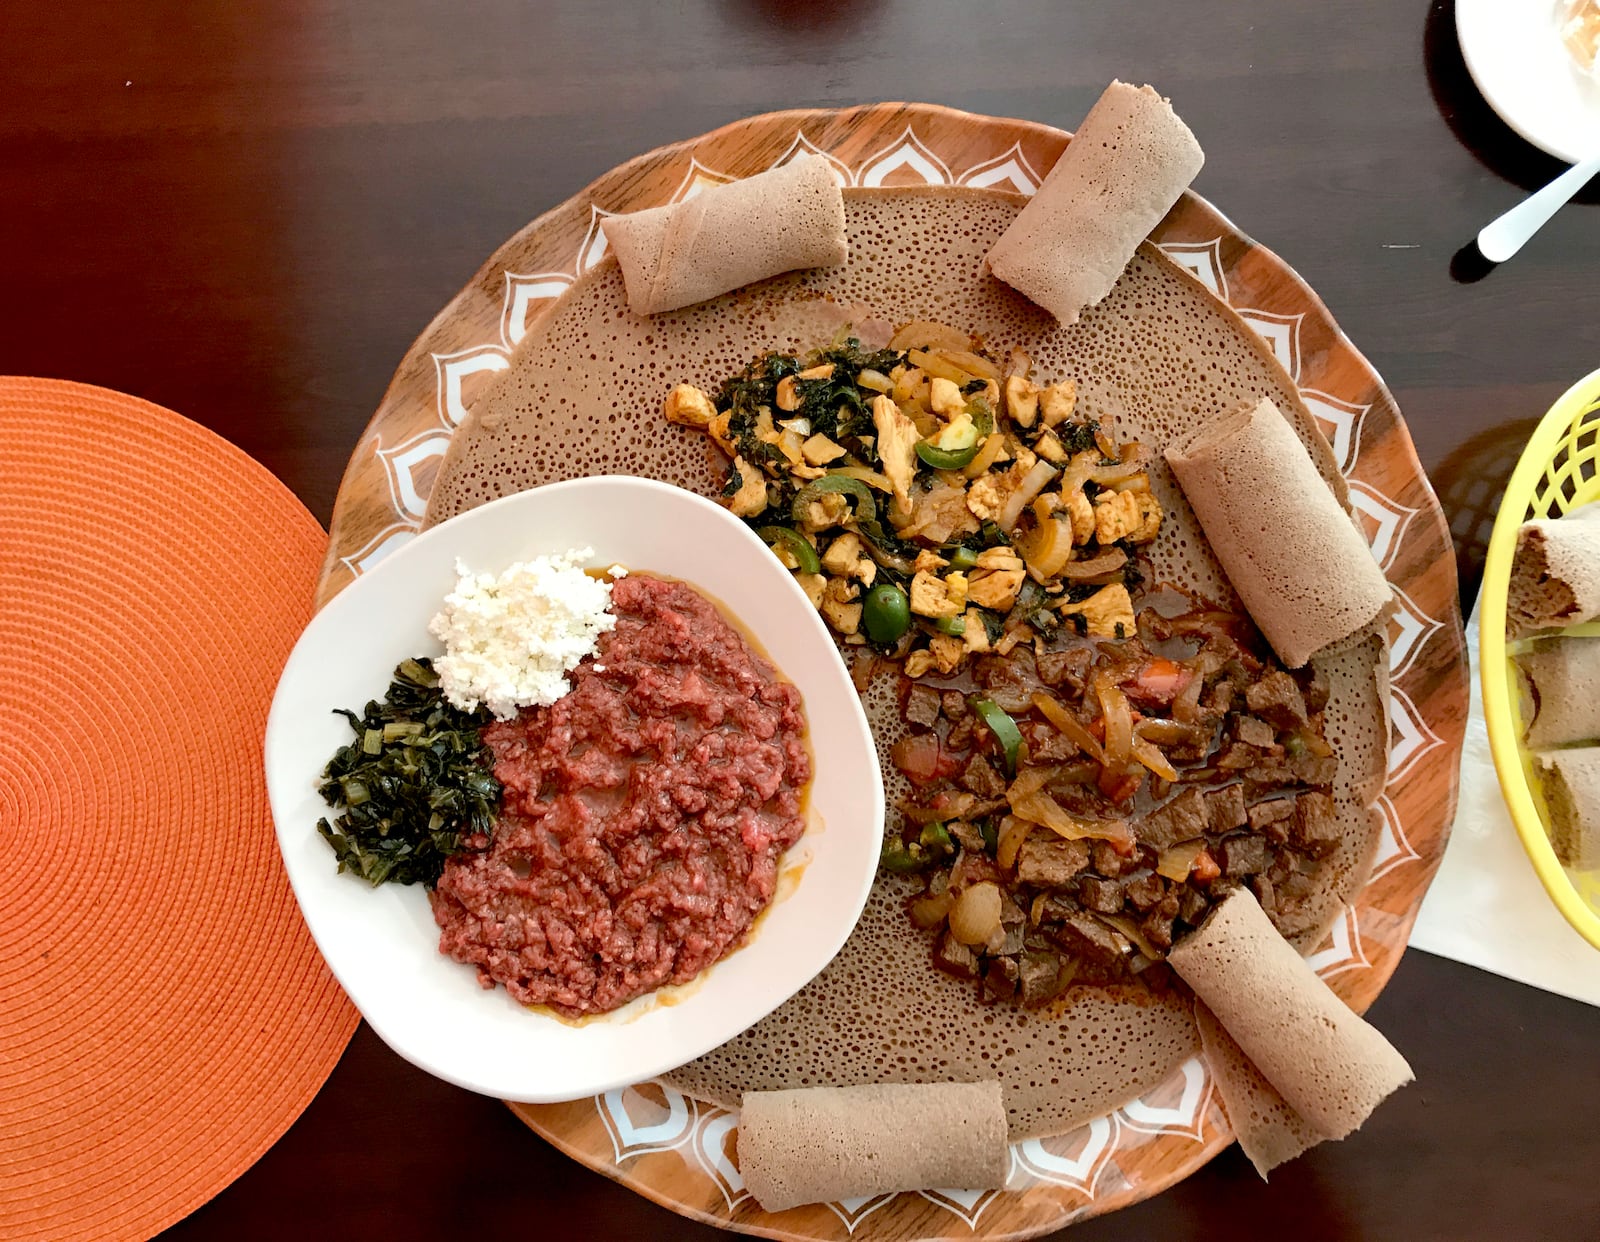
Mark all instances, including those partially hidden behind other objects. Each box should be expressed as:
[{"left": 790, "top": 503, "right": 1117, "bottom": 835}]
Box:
[{"left": 1481, "top": 367, "right": 1600, "bottom": 951}]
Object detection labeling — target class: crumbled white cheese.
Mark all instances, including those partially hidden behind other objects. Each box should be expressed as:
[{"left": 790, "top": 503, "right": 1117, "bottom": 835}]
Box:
[{"left": 428, "top": 548, "right": 616, "bottom": 720}]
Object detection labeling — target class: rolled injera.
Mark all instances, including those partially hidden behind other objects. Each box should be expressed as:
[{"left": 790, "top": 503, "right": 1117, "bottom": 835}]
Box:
[
  {"left": 1165, "top": 396, "right": 1393, "bottom": 668},
  {"left": 1536, "top": 747, "right": 1600, "bottom": 868},
  {"left": 737, "top": 1082, "right": 1009, "bottom": 1211},
  {"left": 985, "top": 81, "right": 1203, "bottom": 324},
  {"left": 1517, "top": 635, "right": 1600, "bottom": 748},
  {"left": 1508, "top": 502, "right": 1600, "bottom": 638},
  {"left": 601, "top": 154, "right": 846, "bottom": 316},
  {"left": 1168, "top": 889, "right": 1412, "bottom": 1177}
]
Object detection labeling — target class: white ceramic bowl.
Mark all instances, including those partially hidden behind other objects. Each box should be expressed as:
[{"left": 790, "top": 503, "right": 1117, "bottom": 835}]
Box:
[
  {"left": 265, "top": 476, "right": 884, "bottom": 1102},
  {"left": 1458, "top": 0, "right": 1600, "bottom": 164}
]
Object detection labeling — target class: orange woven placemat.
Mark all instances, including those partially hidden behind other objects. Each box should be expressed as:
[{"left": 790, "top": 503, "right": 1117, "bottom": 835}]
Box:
[{"left": 0, "top": 379, "right": 359, "bottom": 1240}]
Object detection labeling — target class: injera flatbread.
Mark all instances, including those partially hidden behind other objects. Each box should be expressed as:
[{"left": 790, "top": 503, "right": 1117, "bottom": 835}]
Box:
[
  {"left": 1517, "top": 635, "right": 1600, "bottom": 748},
  {"left": 1536, "top": 748, "right": 1600, "bottom": 868},
  {"left": 1166, "top": 396, "right": 1394, "bottom": 669},
  {"left": 425, "top": 187, "right": 1391, "bottom": 1140},
  {"left": 986, "top": 81, "right": 1203, "bottom": 325},
  {"left": 1169, "top": 889, "right": 1412, "bottom": 1177},
  {"left": 737, "top": 1082, "right": 1008, "bottom": 1211},
  {"left": 1508, "top": 503, "right": 1600, "bottom": 638},
  {"left": 601, "top": 154, "right": 846, "bottom": 316}
]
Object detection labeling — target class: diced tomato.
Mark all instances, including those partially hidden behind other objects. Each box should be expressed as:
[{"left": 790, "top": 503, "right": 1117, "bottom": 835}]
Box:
[
  {"left": 890, "top": 733, "right": 966, "bottom": 785},
  {"left": 1098, "top": 766, "right": 1144, "bottom": 805},
  {"left": 1121, "top": 657, "right": 1194, "bottom": 710},
  {"left": 1191, "top": 848, "right": 1221, "bottom": 885}
]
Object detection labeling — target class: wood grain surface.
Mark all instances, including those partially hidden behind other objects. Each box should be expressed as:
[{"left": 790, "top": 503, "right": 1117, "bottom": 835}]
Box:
[{"left": 2, "top": 1, "right": 1597, "bottom": 1239}]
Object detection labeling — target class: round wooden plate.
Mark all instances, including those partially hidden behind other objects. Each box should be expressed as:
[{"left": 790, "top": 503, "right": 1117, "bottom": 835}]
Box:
[{"left": 317, "top": 104, "right": 1467, "bottom": 1239}]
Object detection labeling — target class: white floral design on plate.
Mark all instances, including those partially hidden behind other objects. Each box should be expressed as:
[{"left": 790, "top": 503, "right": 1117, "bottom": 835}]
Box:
[
  {"left": 691, "top": 1108, "right": 750, "bottom": 1212},
  {"left": 916, "top": 1187, "right": 1008, "bottom": 1229},
  {"left": 857, "top": 127, "right": 952, "bottom": 187},
  {"left": 578, "top": 203, "right": 614, "bottom": 272},
  {"left": 1349, "top": 481, "right": 1419, "bottom": 570},
  {"left": 957, "top": 142, "right": 1042, "bottom": 196},
  {"left": 671, "top": 156, "right": 736, "bottom": 203},
  {"left": 339, "top": 522, "right": 416, "bottom": 576},
  {"left": 1369, "top": 792, "right": 1421, "bottom": 882},
  {"left": 1305, "top": 905, "right": 1370, "bottom": 978},
  {"left": 501, "top": 270, "right": 574, "bottom": 348},
  {"left": 1158, "top": 237, "right": 1229, "bottom": 302},
  {"left": 1235, "top": 307, "right": 1304, "bottom": 382},
  {"left": 1388, "top": 585, "right": 1445, "bottom": 678},
  {"left": 1388, "top": 686, "right": 1444, "bottom": 783},
  {"left": 1301, "top": 387, "right": 1371, "bottom": 474},
  {"left": 1117, "top": 1056, "right": 1213, "bottom": 1141},
  {"left": 822, "top": 1194, "right": 897, "bottom": 1234},
  {"left": 1011, "top": 1115, "right": 1119, "bottom": 1197},
  {"left": 597, "top": 1081, "right": 698, "bottom": 1162},
  {"left": 432, "top": 344, "right": 510, "bottom": 429},
  {"left": 768, "top": 131, "right": 854, "bottom": 185},
  {"left": 376, "top": 430, "right": 451, "bottom": 520}
]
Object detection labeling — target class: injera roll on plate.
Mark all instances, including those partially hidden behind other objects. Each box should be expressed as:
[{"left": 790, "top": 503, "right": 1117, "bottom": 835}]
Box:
[
  {"left": 424, "top": 187, "right": 1391, "bottom": 1140},
  {"left": 1517, "top": 635, "right": 1600, "bottom": 748},
  {"left": 1535, "top": 748, "right": 1600, "bottom": 868},
  {"left": 1166, "top": 396, "right": 1394, "bottom": 669},
  {"left": 986, "top": 81, "right": 1203, "bottom": 325},
  {"left": 738, "top": 1082, "right": 1009, "bottom": 1211},
  {"left": 601, "top": 154, "right": 847, "bottom": 316},
  {"left": 1507, "top": 502, "right": 1600, "bottom": 638},
  {"left": 1169, "top": 889, "right": 1412, "bottom": 1177}
]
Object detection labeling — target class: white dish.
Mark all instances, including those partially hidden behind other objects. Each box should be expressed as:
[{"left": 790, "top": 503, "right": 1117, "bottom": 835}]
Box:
[
  {"left": 1457, "top": 0, "right": 1600, "bottom": 164},
  {"left": 265, "top": 476, "right": 884, "bottom": 1103}
]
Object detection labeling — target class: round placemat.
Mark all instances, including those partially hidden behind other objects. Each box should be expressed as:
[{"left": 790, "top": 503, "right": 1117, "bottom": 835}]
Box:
[{"left": 0, "top": 379, "right": 359, "bottom": 1240}]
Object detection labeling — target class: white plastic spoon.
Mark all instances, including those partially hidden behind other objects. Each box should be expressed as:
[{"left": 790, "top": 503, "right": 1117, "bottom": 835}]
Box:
[{"left": 1478, "top": 152, "right": 1600, "bottom": 263}]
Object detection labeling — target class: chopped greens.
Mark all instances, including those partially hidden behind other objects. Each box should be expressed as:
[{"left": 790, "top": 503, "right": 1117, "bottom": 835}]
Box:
[{"left": 315, "top": 657, "right": 501, "bottom": 887}]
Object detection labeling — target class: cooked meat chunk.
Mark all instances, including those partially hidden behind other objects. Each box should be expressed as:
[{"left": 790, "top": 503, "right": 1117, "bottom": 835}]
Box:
[
  {"left": 1156, "top": 889, "right": 1181, "bottom": 920},
  {"left": 902, "top": 682, "right": 943, "bottom": 730},
  {"left": 983, "top": 954, "right": 1021, "bottom": 1000},
  {"left": 1141, "top": 910, "right": 1175, "bottom": 953},
  {"left": 1242, "top": 764, "right": 1298, "bottom": 797},
  {"left": 947, "top": 716, "right": 978, "bottom": 750},
  {"left": 1054, "top": 912, "right": 1127, "bottom": 968},
  {"left": 1218, "top": 833, "right": 1269, "bottom": 876},
  {"left": 1247, "top": 797, "right": 1297, "bottom": 843},
  {"left": 1036, "top": 646, "right": 1093, "bottom": 692},
  {"left": 1300, "top": 663, "right": 1330, "bottom": 713},
  {"left": 1233, "top": 715, "right": 1278, "bottom": 749},
  {"left": 1288, "top": 752, "right": 1339, "bottom": 785},
  {"left": 1249, "top": 873, "right": 1276, "bottom": 914},
  {"left": 1206, "top": 785, "right": 1248, "bottom": 834},
  {"left": 1217, "top": 742, "right": 1267, "bottom": 771},
  {"left": 942, "top": 690, "right": 969, "bottom": 720},
  {"left": 1267, "top": 848, "right": 1299, "bottom": 885},
  {"left": 1137, "top": 787, "right": 1209, "bottom": 851},
  {"left": 1016, "top": 837, "right": 1091, "bottom": 888},
  {"left": 1078, "top": 875, "right": 1125, "bottom": 914},
  {"left": 1245, "top": 671, "right": 1308, "bottom": 730},
  {"left": 1292, "top": 791, "right": 1340, "bottom": 857},
  {"left": 1092, "top": 840, "right": 1133, "bottom": 878},
  {"left": 950, "top": 821, "right": 988, "bottom": 854},
  {"left": 1018, "top": 720, "right": 1077, "bottom": 764},
  {"left": 934, "top": 932, "right": 980, "bottom": 979},
  {"left": 1018, "top": 952, "right": 1063, "bottom": 1007},
  {"left": 959, "top": 754, "right": 1007, "bottom": 798},
  {"left": 1123, "top": 870, "right": 1166, "bottom": 912},
  {"left": 1178, "top": 886, "right": 1210, "bottom": 926}
]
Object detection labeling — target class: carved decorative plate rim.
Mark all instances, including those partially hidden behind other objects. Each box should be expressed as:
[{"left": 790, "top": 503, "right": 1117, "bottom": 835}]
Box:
[{"left": 317, "top": 103, "right": 1467, "bottom": 1240}]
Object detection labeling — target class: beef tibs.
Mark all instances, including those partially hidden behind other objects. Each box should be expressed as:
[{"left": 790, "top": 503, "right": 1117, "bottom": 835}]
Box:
[{"left": 887, "top": 586, "right": 1341, "bottom": 1000}]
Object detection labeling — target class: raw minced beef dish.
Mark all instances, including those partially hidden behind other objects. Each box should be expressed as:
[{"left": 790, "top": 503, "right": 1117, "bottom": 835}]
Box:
[{"left": 430, "top": 574, "right": 812, "bottom": 1016}]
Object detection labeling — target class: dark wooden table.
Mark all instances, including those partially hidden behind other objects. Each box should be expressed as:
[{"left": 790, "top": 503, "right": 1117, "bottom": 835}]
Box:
[{"left": 4, "top": 1, "right": 1598, "bottom": 1237}]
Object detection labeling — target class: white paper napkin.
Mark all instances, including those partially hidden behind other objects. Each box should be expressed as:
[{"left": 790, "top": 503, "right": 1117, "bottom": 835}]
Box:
[{"left": 1407, "top": 601, "right": 1600, "bottom": 1006}]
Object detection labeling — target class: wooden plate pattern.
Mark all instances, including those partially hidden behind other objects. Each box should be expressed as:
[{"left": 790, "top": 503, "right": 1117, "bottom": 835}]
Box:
[{"left": 316, "top": 104, "right": 1467, "bottom": 1239}]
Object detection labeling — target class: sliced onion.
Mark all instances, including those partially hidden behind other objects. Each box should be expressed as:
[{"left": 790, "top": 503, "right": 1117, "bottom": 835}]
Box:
[
  {"left": 1011, "top": 791, "right": 1132, "bottom": 847},
  {"left": 1131, "top": 736, "right": 1179, "bottom": 782},
  {"left": 829, "top": 465, "right": 893, "bottom": 493},
  {"left": 1094, "top": 672, "right": 1134, "bottom": 773},
  {"left": 1170, "top": 668, "right": 1206, "bottom": 723},
  {"left": 1031, "top": 691, "right": 1106, "bottom": 765},
  {"left": 857, "top": 368, "right": 894, "bottom": 393},
  {"left": 1020, "top": 513, "right": 1074, "bottom": 577},
  {"left": 996, "top": 814, "right": 1034, "bottom": 870},
  {"left": 1095, "top": 912, "right": 1159, "bottom": 959},
  {"left": 931, "top": 348, "right": 1001, "bottom": 382},
  {"left": 1007, "top": 346, "right": 1033, "bottom": 380},
  {"left": 949, "top": 882, "right": 1003, "bottom": 945},
  {"left": 910, "top": 890, "right": 957, "bottom": 928},
  {"left": 1006, "top": 764, "right": 1062, "bottom": 805},
  {"left": 889, "top": 320, "right": 970, "bottom": 352},
  {"left": 998, "top": 460, "right": 1059, "bottom": 530},
  {"left": 1156, "top": 838, "right": 1207, "bottom": 881}
]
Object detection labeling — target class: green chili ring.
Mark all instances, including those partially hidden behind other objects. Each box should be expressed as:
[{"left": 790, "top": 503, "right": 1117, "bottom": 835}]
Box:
[
  {"left": 757, "top": 525, "right": 821, "bottom": 576},
  {"left": 972, "top": 697, "right": 1023, "bottom": 774}
]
